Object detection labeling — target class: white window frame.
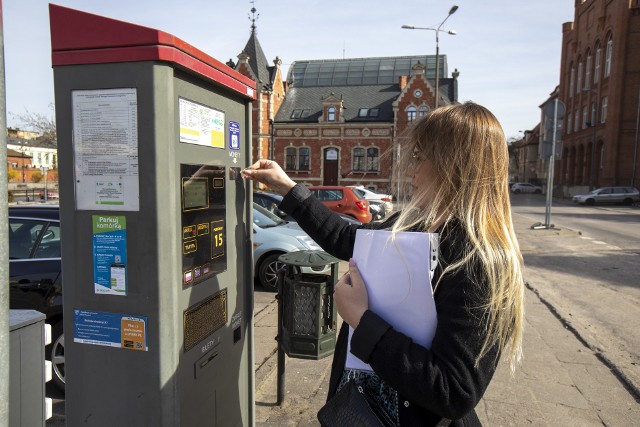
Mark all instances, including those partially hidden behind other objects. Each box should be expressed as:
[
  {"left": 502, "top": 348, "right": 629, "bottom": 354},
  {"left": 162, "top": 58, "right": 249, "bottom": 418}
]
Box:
[
  {"left": 584, "top": 52, "right": 591, "bottom": 90},
  {"left": 594, "top": 43, "right": 601, "bottom": 83},
  {"left": 327, "top": 106, "right": 336, "bottom": 122},
  {"left": 604, "top": 35, "right": 612, "bottom": 78},
  {"left": 577, "top": 59, "right": 583, "bottom": 94},
  {"left": 569, "top": 64, "right": 575, "bottom": 98}
]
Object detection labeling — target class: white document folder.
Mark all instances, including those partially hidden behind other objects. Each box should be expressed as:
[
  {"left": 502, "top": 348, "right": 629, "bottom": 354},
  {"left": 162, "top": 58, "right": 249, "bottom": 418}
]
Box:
[{"left": 346, "top": 229, "right": 438, "bottom": 371}]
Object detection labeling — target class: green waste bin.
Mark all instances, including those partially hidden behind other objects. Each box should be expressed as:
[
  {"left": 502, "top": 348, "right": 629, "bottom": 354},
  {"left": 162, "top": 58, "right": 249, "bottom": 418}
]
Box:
[{"left": 278, "top": 250, "right": 340, "bottom": 360}]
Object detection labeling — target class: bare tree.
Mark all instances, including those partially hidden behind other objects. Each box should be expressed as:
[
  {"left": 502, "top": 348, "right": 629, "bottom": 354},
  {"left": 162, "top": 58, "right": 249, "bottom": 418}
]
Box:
[{"left": 10, "top": 104, "right": 56, "bottom": 143}]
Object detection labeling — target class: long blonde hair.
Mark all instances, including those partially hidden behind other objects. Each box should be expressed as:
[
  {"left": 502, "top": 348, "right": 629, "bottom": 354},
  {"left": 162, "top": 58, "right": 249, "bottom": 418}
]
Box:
[{"left": 392, "top": 102, "right": 524, "bottom": 371}]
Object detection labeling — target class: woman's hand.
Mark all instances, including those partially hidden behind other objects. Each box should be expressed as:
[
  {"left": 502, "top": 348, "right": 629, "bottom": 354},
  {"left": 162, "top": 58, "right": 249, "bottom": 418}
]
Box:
[
  {"left": 334, "top": 259, "right": 368, "bottom": 329},
  {"left": 241, "top": 159, "right": 297, "bottom": 195}
]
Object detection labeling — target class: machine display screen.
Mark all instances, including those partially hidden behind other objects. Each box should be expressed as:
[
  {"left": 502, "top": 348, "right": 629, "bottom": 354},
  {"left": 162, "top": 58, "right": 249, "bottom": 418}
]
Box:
[
  {"left": 180, "top": 164, "right": 226, "bottom": 287},
  {"left": 183, "top": 179, "right": 208, "bottom": 210}
]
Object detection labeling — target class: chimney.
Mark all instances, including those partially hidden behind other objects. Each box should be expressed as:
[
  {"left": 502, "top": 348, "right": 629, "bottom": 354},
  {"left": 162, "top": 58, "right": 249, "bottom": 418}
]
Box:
[{"left": 399, "top": 75, "right": 408, "bottom": 90}]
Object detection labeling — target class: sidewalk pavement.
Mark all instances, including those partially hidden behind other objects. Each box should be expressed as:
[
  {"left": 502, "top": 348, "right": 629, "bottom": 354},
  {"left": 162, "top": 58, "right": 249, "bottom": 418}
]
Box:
[{"left": 253, "top": 214, "right": 640, "bottom": 426}]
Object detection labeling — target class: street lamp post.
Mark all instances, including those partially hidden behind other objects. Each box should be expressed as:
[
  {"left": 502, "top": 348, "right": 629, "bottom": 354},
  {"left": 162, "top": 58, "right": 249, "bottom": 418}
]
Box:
[{"left": 402, "top": 5, "right": 458, "bottom": 108}]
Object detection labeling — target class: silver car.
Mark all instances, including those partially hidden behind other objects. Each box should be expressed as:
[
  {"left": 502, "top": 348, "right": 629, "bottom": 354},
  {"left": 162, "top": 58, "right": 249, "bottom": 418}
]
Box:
[
  {"left": 572, "top": 187, "right": 640, "bottom": 205},
  {"left": 253, "top": 203, "right": 329, "bottom": 291}
]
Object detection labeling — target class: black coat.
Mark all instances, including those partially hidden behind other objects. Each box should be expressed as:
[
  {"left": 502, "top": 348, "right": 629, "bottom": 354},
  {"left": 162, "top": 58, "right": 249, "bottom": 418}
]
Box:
[{"left": 279, "top": 184, "right": 500, "bottom": 426}]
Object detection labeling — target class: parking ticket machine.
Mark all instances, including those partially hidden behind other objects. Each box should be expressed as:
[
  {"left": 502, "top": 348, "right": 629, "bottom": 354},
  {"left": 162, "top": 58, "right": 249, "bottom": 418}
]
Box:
[{"left": 50, "top": 5, "right": 256, "bottom": 426}]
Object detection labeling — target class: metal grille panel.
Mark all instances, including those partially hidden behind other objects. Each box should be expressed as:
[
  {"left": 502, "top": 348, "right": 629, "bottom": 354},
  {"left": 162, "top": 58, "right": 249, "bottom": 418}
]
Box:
[{"left": 183, "top": 289, "right": 227, "bottom": 351}]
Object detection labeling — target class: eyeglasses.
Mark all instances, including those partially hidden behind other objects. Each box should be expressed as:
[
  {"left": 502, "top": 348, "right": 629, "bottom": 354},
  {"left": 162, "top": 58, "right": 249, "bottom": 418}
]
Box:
[{"left": 410, "top": 149, "right": 424, "bottom": 163}]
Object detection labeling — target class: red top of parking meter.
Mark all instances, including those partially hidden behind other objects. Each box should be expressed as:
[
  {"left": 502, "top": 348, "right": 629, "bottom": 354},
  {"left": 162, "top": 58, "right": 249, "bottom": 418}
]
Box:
[{"left": 49, "top": 4, "right": 256, "bottom": 100}]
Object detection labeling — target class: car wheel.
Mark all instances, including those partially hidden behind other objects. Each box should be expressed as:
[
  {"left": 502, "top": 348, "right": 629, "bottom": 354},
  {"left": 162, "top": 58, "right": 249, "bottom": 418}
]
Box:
[
  {"left": 623, "top": 198, "right": 633, "bottom": 205},
  {"left": 514, "top": 189, "right": 521, "bottom": 194},
  {"left": 258, "top": 253, "right": 286, "bottom": 292},
  {"left": 534, "top": 189, "right": 542, "bottom": 194},
  {"left": 47, "top": 320, "right": 65, "bottom": 392},
  {"left": 585, "top": 198, "right": 595, "bottom": 206}
]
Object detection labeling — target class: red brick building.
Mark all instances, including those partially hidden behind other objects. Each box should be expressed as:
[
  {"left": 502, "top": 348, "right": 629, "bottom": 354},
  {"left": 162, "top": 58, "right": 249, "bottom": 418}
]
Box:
[
  {"left": 271, "top": 57, "right": 459, "bottom": 193},
  {"left": 557, "top": 0, "right": 640, "bottom": 192}
]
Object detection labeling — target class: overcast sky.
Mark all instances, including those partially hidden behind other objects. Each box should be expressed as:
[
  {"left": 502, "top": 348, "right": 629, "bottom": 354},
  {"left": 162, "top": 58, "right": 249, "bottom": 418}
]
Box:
[{"left": 3, "top": 0, "right": 575, "bottom": 139}]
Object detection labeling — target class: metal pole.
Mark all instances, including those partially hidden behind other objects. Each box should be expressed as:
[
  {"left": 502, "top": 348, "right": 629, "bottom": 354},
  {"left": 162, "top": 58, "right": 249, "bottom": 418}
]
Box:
[
  {"left": 544, "top": 98, "right": 558, "bottom": 228},
  {"left": 632, "top": 87, "right": 640, "bottom": 187},
  {"left": 434, "top": 34, "right": 440, "bottom": 109},
  {"left": 589, "top": 91, "right": 598, "bottom": 190},
  {"left": 276, "top": 268, "right": 285, "bottom": 405},
  {"left": 0, "top": 1, "right": 11, "bottom": 424}
]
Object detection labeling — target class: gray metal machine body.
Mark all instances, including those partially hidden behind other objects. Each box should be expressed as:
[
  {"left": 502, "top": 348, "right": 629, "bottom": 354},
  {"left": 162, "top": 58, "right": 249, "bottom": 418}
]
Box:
[{"left": 50, "top": 6, "right": 256, "bottom": 426}]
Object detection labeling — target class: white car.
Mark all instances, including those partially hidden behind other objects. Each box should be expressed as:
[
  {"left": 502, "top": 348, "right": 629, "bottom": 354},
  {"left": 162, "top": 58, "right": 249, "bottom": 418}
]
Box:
[
  {"left": 348, "top": 186, "right": 394, "bottom": 215},
  {"left": 253, "top": 203, "right": 329, "bottom": 291},
  {"left": 511, "top": 183, "right": 542, "bottom": 194},
  {"left": 572, "top": 187, "right": 640, "bottom": 205}
]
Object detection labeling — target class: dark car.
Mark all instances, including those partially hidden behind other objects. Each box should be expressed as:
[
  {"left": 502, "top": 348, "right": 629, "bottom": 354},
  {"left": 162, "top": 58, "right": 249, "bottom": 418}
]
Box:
[{"left": 9, "top": 205, "right": 65, "bottom": 391}]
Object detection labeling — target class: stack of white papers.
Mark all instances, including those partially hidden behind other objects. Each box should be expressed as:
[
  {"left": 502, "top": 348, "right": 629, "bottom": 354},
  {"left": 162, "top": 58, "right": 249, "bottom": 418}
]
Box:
[{"left": 346, "top": 229, "right": 438, "bottom": 371}]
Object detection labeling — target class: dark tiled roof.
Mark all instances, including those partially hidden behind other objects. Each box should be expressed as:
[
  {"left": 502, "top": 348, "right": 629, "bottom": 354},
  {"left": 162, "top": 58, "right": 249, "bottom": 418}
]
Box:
[
  {"left": 275, "top": 84, "right": 400, "bottom": 123},
  {"left": 7, "top": 148, "right": 29, "bottom": 157},
  {"left": 240, "top": 30, "right": 273, "bottom": 87}
]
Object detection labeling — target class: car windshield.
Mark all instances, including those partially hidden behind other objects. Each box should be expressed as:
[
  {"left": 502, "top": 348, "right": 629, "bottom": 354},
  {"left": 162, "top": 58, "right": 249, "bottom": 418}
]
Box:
[{"left": 253, "top": 203, "right": 285, "bottom": 228}]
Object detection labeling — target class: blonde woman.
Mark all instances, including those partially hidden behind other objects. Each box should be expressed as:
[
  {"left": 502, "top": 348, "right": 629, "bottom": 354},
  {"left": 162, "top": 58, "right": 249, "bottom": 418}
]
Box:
[{"left": 242, "top": 102, "right": 524, "bottom": 426}]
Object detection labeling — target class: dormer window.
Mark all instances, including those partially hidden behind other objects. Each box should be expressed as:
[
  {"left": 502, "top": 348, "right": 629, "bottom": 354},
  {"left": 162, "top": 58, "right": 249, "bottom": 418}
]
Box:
[
  {"left": 327, "top": 106, "right": 336, "bottom": 122},
  {"left": 358, "top": 108, "right": 379, "bottom": 118},
  {"left": 291, "top": 109, "right": 311, "bottom": 119}
]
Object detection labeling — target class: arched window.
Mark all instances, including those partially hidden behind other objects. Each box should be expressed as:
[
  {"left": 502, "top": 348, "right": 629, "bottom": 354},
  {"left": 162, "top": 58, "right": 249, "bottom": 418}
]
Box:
[
  {"left": 594, "top": 42, "right": 601, "bottom": 83},
  {"left": 567, "top": 112, "right": 572, "bottom": 134},
  {"left": 601, "top": 96, "right": 607, "bottom": 123},
  {"left": 352, "top": 147, "right": 380, "bottom": 172},
  {"left": 285, "top": 146, "right": 311, "bottom": 171},
  {"left": 569, "top": 64, "right": 575, "bottom": 98},
  {"left": 285, "top": 147, "right": 297, "bottom": 170},
  {"left": 576, "top": 57, "right": 583, "bottom": 94},
  {"left": 327, "top": 106, "right": 336, "bottom": 122},
  {"left": 604, "top": 34, "right": 613, "bottom": 77},
  {"left": 353, "top": 148, "right": 365, "bottom": 171},
  {"left": 366, "top": 148, "right": 380, "bottom": 171},
  {"left": 584, "top": 50, "right": 591, "bottom": 90},
  {"left": 298, "top": 147, "right": 310, "bottom": 171},
  {"left": 418, "top": 105, "right": 429, "bottom": 117},
  {"left": 407, "top": 106, "right": 417, "bottom": 122}
]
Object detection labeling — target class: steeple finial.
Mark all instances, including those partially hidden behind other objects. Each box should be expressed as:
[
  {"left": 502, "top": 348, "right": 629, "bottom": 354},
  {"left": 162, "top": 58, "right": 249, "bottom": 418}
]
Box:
[{"left": 249, "top": 1, "right": 259, "bottom": 32}]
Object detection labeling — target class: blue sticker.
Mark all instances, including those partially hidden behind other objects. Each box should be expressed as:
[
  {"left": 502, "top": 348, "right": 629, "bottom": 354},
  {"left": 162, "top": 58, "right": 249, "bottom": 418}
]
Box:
[
  {"left": 229, "top": 121, "right": 240, "bottom": 150},
  {"left": 73, "top": 309, "right": 148, "bottom": 351}
]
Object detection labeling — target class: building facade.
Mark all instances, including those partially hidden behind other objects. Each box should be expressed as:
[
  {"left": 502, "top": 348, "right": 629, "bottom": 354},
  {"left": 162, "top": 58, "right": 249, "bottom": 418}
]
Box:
[
  {"left": 271, "top": 56, "right": 459, "bottom": 193},
  {"left": 557, "top": 0, "right": 640, "bottom": 193}
]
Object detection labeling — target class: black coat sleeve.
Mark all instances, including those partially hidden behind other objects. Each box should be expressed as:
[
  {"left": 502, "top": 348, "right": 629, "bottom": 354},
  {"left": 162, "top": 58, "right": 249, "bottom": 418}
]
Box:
[
  {"left": 350, "top": 246, "right": 499, "bottom": 420},
  {"left": 278, "top": 184, "right": 398, "bottom": 260}
]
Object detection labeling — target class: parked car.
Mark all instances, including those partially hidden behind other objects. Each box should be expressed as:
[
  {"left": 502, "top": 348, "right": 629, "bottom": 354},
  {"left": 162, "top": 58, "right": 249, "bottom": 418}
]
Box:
[
  {"left": 511, "top": 183, "right": 542, "bottom": 194},
  {"left": 253, "top": 203, "right": 329, "bottom": 291},
  {"left": 368, "top": 202, "right": 386, "bottom": 221},
  {"left": 7, "top": 203, "right": 328, "bottom": 392},
  {"left": 572, "top": 187, "right": 640, "bottom": 205},
  {"left": 39, "top": 189, "right": 59, "bottom": 199},
  {"left": 8, "top": 205, "right": 64, "bottom": 391},
  {"left": 348, "top": 186, "right": 394, "bottom": 215},
  {"left": 308, "top": 185, "right": 372, "bottom": 223},
  {"left": 254, "top": 191, "right": 362, "bottom": 225}
]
